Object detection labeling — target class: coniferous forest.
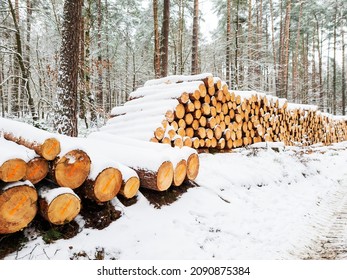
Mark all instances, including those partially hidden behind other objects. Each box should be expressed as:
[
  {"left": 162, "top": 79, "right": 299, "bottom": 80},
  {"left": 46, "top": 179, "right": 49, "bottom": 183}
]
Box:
[{"left": 0, "top": 0, "right": 346, "bottom": 135}]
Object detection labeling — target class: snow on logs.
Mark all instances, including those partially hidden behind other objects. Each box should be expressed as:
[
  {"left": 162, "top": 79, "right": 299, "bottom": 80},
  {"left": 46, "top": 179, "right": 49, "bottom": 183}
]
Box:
[
  {"left": 0, "top": 117, "right": 61, "bottom": 160},
  {"left": 74, "top": 137, "right": 175, "bottom": 192},
  {"left": 37, "top": 181, "right": 81, "bottom": 225},
  {"left": 103, "top": 73, "right": 347, "bottom": 152},
  {"left": 0, "top": 137, "right": 48, "bottom": 184},
  {"left": 0, "top": 181, "right": 38, "bottom": 234}
]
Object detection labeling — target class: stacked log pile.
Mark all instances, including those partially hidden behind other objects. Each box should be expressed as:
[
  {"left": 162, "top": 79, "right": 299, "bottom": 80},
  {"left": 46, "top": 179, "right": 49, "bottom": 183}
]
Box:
[
  {"left": 102, "top": 73, "right": 347, "bottom": 151},
  {"left": 1, "top": 73, "right": 347, "bottom": 235},
  {"left": 0, "top": 117, "right": 199, "bottom": 234}
]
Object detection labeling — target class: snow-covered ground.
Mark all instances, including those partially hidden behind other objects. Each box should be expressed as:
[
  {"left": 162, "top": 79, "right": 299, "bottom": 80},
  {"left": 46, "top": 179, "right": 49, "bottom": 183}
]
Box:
[{"left": 4, "top": 141, "right": 347, "bottom": 260}]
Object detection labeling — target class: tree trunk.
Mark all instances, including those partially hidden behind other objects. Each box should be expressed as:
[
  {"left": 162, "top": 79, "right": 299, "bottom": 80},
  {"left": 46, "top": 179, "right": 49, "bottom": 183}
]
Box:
[
  {"left": 269, "top": 0, "right": 277, "bottom": 95},
  {"left": 235, "top": 0, "right": 241, "bottom": 88},
  {"left": 226, "top": 0, "right": 231, "bottom": 87},
  {"left": 160, "top": 0, "right": 170, "bottom": 77},
  {"left": 96, "top": 0, "right": 103, "bottom": 110},
  {"left": 85, "top": 0, "right": 97, "bottom": 123},
  {"left": 7, "top": 0, "right": 37, "bottom": 121},
  {"left": 311, "top": 27, "right": 317, "bottom": 104},
  {"left": 315, "top": 14, "right": 323, "bottom": 110},
  {"left": 55, "top": 0, "right": 82, "bottom": 136},
  {"left": 153, "top": 0, "right": 161, "bottom": 78},
  {"left": 292, "top": 1, "right": 303, "bottom": 102},
  {"left": 191, "top": 0, "right": 199, "bottom": 75},
  {"left": 105, "top": 0, "right": 112, "bottom": 113},
  {"left": 281, "top": 0, "right": 291, "bottom": 99},
  {"left": 333, "top": 5, "right": 337, "bottom": 115},
  {"left": 178, "top": 0, "right": 185, "bottom": 74},
  {"left": 342, "top": 19, "right": 346, "bottom": 115}
]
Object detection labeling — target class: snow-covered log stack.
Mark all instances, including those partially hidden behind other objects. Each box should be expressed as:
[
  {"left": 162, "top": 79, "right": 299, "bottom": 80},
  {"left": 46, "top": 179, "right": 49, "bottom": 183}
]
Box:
[
  {"left": 102, "top": 73, "right": 347, "bottom": 152},
  {"left": 0, "top": 116, "right": 199, "bottom": 234}
]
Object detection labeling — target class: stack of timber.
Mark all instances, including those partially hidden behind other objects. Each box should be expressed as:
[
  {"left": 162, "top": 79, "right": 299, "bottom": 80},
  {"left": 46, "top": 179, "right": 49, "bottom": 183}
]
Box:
[
  {"left": 102, "top": 73, "right": 347, "bottom": 152},
  {"left": 0, "top": 116, "right": 200, "bottom": 234}
]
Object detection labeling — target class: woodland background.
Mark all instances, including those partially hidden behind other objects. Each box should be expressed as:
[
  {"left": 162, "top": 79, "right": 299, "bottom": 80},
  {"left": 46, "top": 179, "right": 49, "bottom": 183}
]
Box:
[{"left": 0, "top": 0, "right": 346, "bottom": 134}]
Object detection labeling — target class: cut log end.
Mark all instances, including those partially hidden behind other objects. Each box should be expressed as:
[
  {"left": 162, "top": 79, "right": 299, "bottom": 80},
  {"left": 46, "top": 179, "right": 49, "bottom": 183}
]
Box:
[
  {"left": 120, "top": 176, "right": 140, "bottom": 199},
  {"left": 93, "top": 167, "right": 122, "bottom": 203},
  {"left": 54, "top": 150, "right": 91, "bottom": 189},
  {"left": 156, "top": 161, "right": 174, "bottom": 191},
  {"left": 24, "top": 157, "right": 49, "bottom": 184},
  {"left": 40, "top": 138, "right": 61, "bottom": 160},
  {"left": 173, "top": 159, "right": 187, "bottom": 187},
  {"left": 40, "top": 193, "right": 81, "bottom": 225},
  {"left": 0, "top": 184, "right": 38, "bottom": 234},
  {"left": 0, "top": 159, "right": 27, "bottom": 182},
  {"left": 186, "top": 153, "right": 200, "bottom": 181}
]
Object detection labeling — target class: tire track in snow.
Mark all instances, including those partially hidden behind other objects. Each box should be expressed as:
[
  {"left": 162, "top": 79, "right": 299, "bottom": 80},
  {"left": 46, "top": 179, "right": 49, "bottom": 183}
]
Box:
[{"left": 300, "top": 182, "right": 347, "bottom": 260}]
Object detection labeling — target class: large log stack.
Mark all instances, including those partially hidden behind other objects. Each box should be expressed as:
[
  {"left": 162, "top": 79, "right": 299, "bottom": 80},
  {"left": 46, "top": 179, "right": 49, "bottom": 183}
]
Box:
[
  {"left": 1, "top": 73, "right": 347, "bottom": 235},
  {"left": 101, "top": 73, "right": 347, "bottom": 151}
]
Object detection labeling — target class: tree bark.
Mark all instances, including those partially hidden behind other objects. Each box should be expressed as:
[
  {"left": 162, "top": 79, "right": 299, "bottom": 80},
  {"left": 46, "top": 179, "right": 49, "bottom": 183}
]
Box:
[
  {"left": 160, "top": 0, "right": 170, "bottom": 77},
  {"left": 342, "top": 18, "right": 346, "bottom": 115},
  {"left": 153, "top": 0, "right": 161, "bottom": 78},
  {"left": 226, "top": 0, "right": 231, "bottom": 87},
  {"left": 191, "top": 0, "right": 199, "bottom": 75},
  {"left": 7, "top": 0, "right": 37, "bottom": 121},
  {"left": 96, "top": 0, "right": 103, "bottom": 110},
  {"left": 54, "top": 0, "right": 82, "bottom": 136},
  {"left": 333, "top": 4, "right": 337, "bottom": 115}
]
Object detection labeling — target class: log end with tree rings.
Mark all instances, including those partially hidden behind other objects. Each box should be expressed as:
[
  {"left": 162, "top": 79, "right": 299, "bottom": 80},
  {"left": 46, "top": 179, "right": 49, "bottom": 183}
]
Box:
[
  {"left": 119, "top": 176, "right": 140, "bottom": 199},
  {"left": 173, "top": 159, "right": 187, "bottom": 187},
  {"left": 186, "top": 153, "right": 200, "bottom": 181},
  {"left": 39, "top": 190, "right": 81, "bottom": 225},
  {"left": 24, "top": 157, "right": 49, "bottom": 184},
  {"left": 175, "top": 103, "right": 186, "bottom": 119},
  {"left": 40, "top": 138, "right": 61, "bottom": 160},
  {"left": 156, "top": 161, "right": 174, "bottom": 191},
  {"left": 91, "top": 167, "right": 122, "bottom": 203},
  {"left": 0, "top": 182, "right": 38, "bottom": 234},
  {"left": 0, "top": 159, "right": 27, "bottom": 182},
  {"left": 54, "top": 149, "right": 91, "bottom": 189}
]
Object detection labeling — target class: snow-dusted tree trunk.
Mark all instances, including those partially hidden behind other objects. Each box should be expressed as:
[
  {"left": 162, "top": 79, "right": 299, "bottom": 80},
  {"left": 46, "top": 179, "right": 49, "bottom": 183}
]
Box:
[
  {"left": 342, "top": 19, "right": 346, "bottom": 115},
  {"left": 160, "top": 0, "right": 170, "bottom": 77},
  {"left": 54, "top": 0, "right": 82, "bottom": 136},
  {"left": 191, "top": 0, "right": 199, "bottom": 75},
  {"left": 153, "top": 0, "right": 161, "bottom": 78}
]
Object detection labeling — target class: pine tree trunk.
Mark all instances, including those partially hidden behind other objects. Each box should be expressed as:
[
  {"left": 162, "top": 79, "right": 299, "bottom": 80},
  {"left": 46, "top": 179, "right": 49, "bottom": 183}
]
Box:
[
  {"left": 178, "top": 0, "right": 184, "bottom": 74},
  {"left": 153, "top": 0, "right": 161, "bottom": 78},
  {"left": 315, "top": 14, "right": 323, "bottom": 110},
  {"left": 226, "top": 0, "right": 231, "bottom": 87},
  {"left": 311, "top": 28, "right": 317, "bottom": 104},
  {"left": 333, "top": 6, "right": 337, "bottom": 115},
  {"left": 292, "top": 1, "right": 303, "bottom": 103},
  {"left": 54, "top": 0, "right": 82, "bottom": 136},
  {"left": 191, "top": 0, "right": 199, "bottom": 75},
  {"left": 342, "top": 19, "right": 346, "bottom": 115},
  {"left": 7, "top": 0, "right": 37, "bottom": 121},
  {"left": 281, "top": 0, "right": 291, "bottom": 99},
  {"left": 234, "top": 0, "right": 240, "bottom": 88},
  {"left": 160, "top": 0, "right": 170, "bottom": 77},
  {"left": 247, "top": 0, "right": 252, "bottom": 90},
  {"left": 96, "top": 0, "right": 103, "bottom": 110},
  {"left": 85, "top": 0, "right": 96, "bottom": 123},
  {"left": 105, "top": 0, "right": 112, "bottom": 113},
  {"left": 269, "top": 0, "right": 277, "bottom": 95}
]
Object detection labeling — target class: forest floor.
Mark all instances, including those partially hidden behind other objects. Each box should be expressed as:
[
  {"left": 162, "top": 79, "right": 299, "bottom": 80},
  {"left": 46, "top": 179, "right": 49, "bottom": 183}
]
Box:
[{"left": 1, "top": 141, "right": 347, "bottom": 260}]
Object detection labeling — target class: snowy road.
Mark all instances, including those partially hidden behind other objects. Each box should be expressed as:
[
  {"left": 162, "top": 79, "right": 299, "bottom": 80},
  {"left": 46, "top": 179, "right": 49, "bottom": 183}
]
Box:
[{"left": 300, "top": 184, "right": 347, "bottom": 259}]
